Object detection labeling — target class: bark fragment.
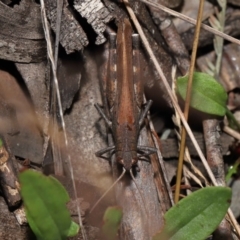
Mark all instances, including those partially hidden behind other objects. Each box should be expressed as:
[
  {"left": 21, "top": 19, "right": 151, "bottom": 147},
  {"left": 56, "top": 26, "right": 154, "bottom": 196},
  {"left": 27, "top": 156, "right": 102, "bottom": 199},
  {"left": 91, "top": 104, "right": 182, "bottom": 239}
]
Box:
[
  {"left": 0, "top": 0, "right": 43, "bottom": 40},
  {"left": 15, "top": 62, "right": 49, "bottom": 129},
  {"left": 0, "top": 137, "right": 21, "bottom": 208},
  {"left": 180, "top": 8, "right": 240, "bottom": 50},
  {"left": 44, "top": 0, "right": 88, "bottom": 54},
  {"left": 145, "top": 0, "right": 190, "bottom": 75},
  {"left": 0, "top": 34, "right": 46, "bottom": 63},
  {"left": 0, "top": 70, "right": 43, "bottom": 164},
  {"left": 0, "top": 196, "right": 31, "bottom": 239},
  {"left": 0, "top": 0, "right": 46, "bottom": 62},
  {"left": 161, "top": 132, "right": 232, "bottom": 159},
  {"left": 159, "top": 17, "right": 190, "bottom": 75},
  {"left": 74, "top": 0, "right": 113, "bottom": 45}
]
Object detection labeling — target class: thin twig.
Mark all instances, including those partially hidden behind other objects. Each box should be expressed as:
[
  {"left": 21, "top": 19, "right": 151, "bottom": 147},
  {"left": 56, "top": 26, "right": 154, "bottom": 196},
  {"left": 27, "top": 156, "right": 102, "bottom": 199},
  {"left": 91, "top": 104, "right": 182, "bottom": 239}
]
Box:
[
  {"left": 214, "top": 0, "right": 227, "bottom": 78},
  {"left": 208, "top": 0, "right": 227, "bottom": 79},
  {"left": 145, "top": 94, "right": 174, "bottom": 207},
  {"left": 54, "top": 0, "right": 63, "bottom": 65},
  {"left": 224, "top": 126, "right": 240, "bottom": 141},
  {"left": 171, "top": 65, "right": 208, "bottom": 188},
  {"left": 140, "top": 0, "right": 240, "bottom": 46},
  {"left": 52, "top": 0, "right": 64, "bottom": 176},
  {"left": 123, "top": 0, "right": 240, "bottom": 236},
  {"left": 39, "top": 1, "right": 87, "bottom": 239},
  {"left": 175, "top": 0, "right": 205, "bottom": 203}
]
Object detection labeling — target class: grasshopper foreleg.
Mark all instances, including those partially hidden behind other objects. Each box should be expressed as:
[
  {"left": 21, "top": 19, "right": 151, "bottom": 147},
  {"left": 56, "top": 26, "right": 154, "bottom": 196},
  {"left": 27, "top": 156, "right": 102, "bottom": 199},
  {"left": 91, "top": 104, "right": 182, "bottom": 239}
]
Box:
[
  {"left": 94, "top": 103, "right": 112, "bottom": 128},
  {"left": 95, "top": 145, "right": 115, "bottom": 160}
]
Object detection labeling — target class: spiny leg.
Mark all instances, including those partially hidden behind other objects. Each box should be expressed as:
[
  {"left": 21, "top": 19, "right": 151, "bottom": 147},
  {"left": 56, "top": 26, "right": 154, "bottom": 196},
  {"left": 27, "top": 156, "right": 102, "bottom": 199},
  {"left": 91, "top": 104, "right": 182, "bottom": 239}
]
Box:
[
  {"left": 138, "top": 100, "right": 153, "bottom": 127},
  {"left": 132, "top": 34, "right": 143, "bottom": 108},
  {"left": 133, "top": 146, "right": 157, "bottom": 170},
  {"left": 94, "top": 103, "right": 112, "bottom": 128},
  {"left": 106, "top": 32, "right": 117, "bottom": 111},
  {"left": 132, "top": 34, "right": 153, "bottom": 127},
  {"left": 95, "top": 34, "right": 116, "bottom": 160},
  {"left": 137, "top": 145, "right": 157, "bottom": 156},
  {"left": 95, "top": 145, "right": 115, "bottom": 160}
]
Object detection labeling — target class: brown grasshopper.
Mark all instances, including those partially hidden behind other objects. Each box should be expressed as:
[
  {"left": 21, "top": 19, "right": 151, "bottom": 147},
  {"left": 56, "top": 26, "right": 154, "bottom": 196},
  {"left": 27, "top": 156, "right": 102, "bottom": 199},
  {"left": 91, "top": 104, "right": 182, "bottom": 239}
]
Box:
[{"left": 95, "top": 18, "right": 156, "bottom": 172}]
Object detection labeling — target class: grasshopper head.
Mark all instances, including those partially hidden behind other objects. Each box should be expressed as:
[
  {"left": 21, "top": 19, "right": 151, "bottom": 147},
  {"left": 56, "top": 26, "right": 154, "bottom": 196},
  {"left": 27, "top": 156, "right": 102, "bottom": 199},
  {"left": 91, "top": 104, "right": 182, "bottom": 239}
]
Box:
[{"left": 117, "top": 151, "right": 138, "bottom": 171}]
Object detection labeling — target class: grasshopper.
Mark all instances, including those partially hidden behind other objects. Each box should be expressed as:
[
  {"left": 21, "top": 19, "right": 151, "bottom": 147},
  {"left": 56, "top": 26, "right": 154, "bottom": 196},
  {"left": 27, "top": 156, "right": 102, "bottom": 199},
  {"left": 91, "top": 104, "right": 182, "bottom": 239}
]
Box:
[{"left": 95, "top": 18, "right": 156, "bottom": 172}]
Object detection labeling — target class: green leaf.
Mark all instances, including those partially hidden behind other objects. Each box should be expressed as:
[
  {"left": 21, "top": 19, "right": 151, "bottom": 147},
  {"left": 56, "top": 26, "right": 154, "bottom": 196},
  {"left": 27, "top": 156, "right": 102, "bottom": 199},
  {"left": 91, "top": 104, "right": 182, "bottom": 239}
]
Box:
[
  {"left": 101, "top": 206, "right": 123, "bottom": 240},
  {"left": 19, "top": 170, "right": 72, "bottom": 240},
  {"left": 177, "top": 72, "right": 227, "bottom": 116},
  {"left": 153, "top": 187, "right": 231, "bottom": 240},
  {"left": 67, "top": 221, "right": 80, "bottom": 237}
]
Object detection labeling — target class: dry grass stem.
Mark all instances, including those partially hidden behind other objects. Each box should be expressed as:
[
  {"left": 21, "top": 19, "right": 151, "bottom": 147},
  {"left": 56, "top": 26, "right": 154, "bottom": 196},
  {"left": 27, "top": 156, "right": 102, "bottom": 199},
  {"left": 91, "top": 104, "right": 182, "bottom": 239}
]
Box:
[
  {"left": 224, "top": 126, "right": 240, "bottom": 141},
  {"left": 183, "top": 165, "right": 204, "bottom": 188},
  {"left": 210, "top": 0, "right": 226, "bottom": 78},
  {"left": 146, "top": 97, "right": 175, "bottom": 206},
  {"left": 172, "top": 66, "right": 208, "bottom": 190},
  {"left": 52, "top": 0, "right": 64, "bottom": 176},
  {"left": 175, "top": 0, "right": 205, "bottom": 203},
  {"left": 173, "top": 119, "right": 208, "bottom": 187},
  {"left": 39, "top": 1, "right": 87, "bottom": 239}
]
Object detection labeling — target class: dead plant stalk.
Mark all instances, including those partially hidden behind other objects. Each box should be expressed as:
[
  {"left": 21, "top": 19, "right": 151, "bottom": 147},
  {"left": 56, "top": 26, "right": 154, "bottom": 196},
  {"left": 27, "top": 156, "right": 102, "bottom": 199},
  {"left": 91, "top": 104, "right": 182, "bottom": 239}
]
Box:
[
  {"left": 175, "top": 0, "right": 205, "bottom": 204},
  {"left": 39, "top": 0, "right": 87, "bottom": 239}
]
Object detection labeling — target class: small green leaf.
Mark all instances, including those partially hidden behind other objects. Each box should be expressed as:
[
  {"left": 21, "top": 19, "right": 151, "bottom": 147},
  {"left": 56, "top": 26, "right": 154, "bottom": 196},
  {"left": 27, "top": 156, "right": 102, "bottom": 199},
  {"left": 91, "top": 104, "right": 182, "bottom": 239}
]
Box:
[
  {"left": 177, "top": 72, "right": 227, "bottom": 116},
  {"left": 67, "top": 221, "right": 80, "bottom": 237},
  {"left": 153, "top": 187, "right": 231, "bottom": 240},
  {"left": 19, "top": 170, "right": 72, "bottom": 240},
  {"left": 226, "top": 160, "right": 240, "bottom": 182},
  {"left": 101, "top": 206, "right": 123, "bottom": 240},
  {"left": 226, "top": 109, "right": 240, "bottom": 131}
]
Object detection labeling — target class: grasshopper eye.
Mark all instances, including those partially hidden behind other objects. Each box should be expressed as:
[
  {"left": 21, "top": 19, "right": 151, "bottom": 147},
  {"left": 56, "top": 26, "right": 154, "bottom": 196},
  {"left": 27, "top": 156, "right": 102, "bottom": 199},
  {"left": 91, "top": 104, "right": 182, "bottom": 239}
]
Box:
[
  {"left": 117, "top": 157, "right": 124, "bottom": 166},
  {"left": 132, "top": 157, "right": 138, "bottom": 166}
]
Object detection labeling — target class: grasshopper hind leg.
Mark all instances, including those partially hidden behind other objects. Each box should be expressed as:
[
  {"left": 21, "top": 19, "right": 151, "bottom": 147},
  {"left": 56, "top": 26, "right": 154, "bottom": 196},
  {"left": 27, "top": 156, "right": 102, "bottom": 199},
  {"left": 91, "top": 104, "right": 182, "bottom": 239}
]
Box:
[
  {"left": 137, "top": 145, "right": 157, "bottom": 156},
  {"left": 95, "top": 104, "right": 115, "bottom": 161}
]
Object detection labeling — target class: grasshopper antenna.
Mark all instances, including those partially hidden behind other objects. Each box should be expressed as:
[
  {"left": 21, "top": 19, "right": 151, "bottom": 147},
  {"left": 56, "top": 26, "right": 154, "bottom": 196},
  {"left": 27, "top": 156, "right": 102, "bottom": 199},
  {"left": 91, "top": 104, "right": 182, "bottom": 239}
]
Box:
[
  {"left": 90, "top": 168, "right": 126, "bottom": 213},
  {"left": 129, "top": 169, "right": 150, "bottom": 233}
]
